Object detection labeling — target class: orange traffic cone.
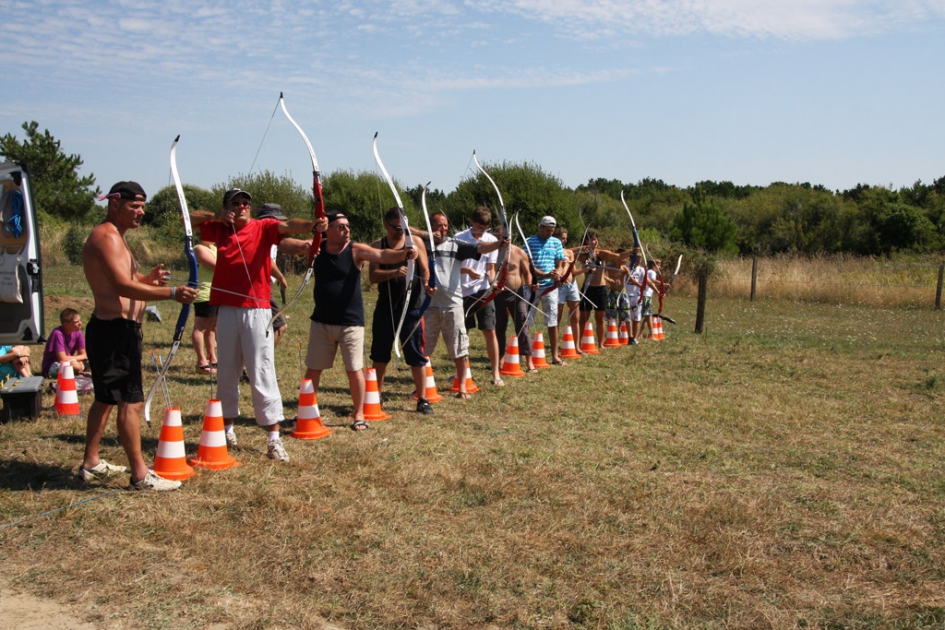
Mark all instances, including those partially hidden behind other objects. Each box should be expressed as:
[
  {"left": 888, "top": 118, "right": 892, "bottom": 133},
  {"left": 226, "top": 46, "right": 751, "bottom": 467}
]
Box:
[
  {"left": 559, "top": 325, "right": 581, "bottom": 359},
  {"left": 189, "top": 399, "right": 240, "bottom": 470},
  {"left": 363, "top": 368, "right": 390, "bottom": 421},
  {"left": 648, "top": 316, "right": 665, "bottom": 341},
  {"left": 603, "top": 320, "right": 622, "bottom": 348},
  {"left": 413, "top": 357, "right": 444, "bottom": 403},
  {"left": 292, "top": 379, "right": 333, "bottom": 440},
  {"left": 580, "top": 322, "right": 600, "bottom": 355},
  {"left": 619, "top": 322, "right": 629, "bottom": 346},
  {"left": 500, "top": 337, "right": 526, "bottom": 377},
  {"left": 450, "top": 359, "right": 480, "bottom": 394},
  {"left": 153, "top": 407, "right": 194, "bottom": 481},
  {"left": 55, "top": 364, "right": 80, "bottom": 416},
  {"left": 531, "top": 332, "right": 551, "bottom": 369}
]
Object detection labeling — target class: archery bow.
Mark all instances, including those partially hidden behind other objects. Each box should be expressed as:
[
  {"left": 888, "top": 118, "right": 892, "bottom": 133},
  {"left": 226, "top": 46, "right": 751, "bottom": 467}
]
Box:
[
  {"left": 465, "top": 151, "right": 509, "bottom": 316},
  {"left": 267, "top": 92, "right": 325, "bottom": 329},
  {"left": 670, "top": 254, "right": 683, "bottom": 286},
  {"left": 404, "top": 182, "right": 438, "bottom": 342},
  {"left": 373, "top": 133, "right": 415, "bottom": 361},
  {"left": 143, "top": 135, "right": 199, "bottom": 427},
  {"left": 621, "top": 190, "right": 650, "bottom": 305}
]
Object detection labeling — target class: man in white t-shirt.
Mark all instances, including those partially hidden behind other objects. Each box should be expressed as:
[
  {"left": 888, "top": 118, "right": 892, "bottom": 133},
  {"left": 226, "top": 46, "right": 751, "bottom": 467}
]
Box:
[{"left": 455, "top": 207, "right": 503, "bottom": 386}]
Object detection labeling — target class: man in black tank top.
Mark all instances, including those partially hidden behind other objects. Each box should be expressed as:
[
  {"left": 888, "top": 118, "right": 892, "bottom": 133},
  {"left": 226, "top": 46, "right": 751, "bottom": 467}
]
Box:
[
  {"left": 368, "top": 208, "right": 433, "bottom": 415},
  {"left": 304, "top": 212, "right": 418, "bottom": 431}
]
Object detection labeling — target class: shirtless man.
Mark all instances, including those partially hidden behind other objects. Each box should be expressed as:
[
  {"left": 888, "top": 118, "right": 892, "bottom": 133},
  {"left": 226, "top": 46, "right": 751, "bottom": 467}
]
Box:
[
  {"left": 80, "top": 181, "right": 197, "bottom": 491},
  {"left": 576, "top": 231, "right": 632, "bottom": 350},
  {"left": 494, "top": 243, "right": 534, "bottom": 371}
]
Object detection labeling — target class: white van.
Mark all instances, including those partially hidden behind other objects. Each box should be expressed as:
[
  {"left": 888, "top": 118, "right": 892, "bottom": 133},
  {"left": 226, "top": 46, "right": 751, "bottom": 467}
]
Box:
[{"left": 0, "top": 162, "right": 44, "bottom": 345}]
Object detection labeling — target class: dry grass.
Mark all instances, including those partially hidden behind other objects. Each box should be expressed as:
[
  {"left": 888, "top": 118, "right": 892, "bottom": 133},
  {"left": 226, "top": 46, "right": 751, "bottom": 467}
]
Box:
[
  {"left": 705, "top": 254, "right": 943, "bottom": 309},
  {"left": 1, "top": 262, "right": 945, "bottom": 629}
]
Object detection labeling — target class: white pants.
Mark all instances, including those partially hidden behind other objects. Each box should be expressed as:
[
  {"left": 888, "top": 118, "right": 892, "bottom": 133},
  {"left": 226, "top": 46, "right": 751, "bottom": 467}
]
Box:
[{"left": 216, "top": 306, "right": 283, "bottom": 426}]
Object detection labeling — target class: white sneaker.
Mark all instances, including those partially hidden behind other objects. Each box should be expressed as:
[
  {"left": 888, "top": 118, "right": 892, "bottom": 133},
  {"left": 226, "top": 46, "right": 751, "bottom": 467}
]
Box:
[
  {"left": 225, "top": 432, "right": 239, "bottom": 450},
  {"left": 267, "top": 438, "right": 289, "bottom": 462},
  {"left": 78, "top": 460, "right": 130, "bottom": 483},
  {"left": 131, "top": 471, "right": 182, "bottom": 492}
]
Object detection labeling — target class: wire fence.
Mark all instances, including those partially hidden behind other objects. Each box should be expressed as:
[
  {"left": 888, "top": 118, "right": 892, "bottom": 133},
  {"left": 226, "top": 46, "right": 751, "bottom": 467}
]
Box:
[{"left": 673, "top": 257, "right": 945, "bottom": 311}]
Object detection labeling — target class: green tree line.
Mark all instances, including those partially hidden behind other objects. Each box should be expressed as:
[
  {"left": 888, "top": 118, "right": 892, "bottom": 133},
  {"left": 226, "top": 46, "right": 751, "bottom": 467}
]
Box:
[{"left": 4, "top": 121, "right": 944, "bottom": 257}]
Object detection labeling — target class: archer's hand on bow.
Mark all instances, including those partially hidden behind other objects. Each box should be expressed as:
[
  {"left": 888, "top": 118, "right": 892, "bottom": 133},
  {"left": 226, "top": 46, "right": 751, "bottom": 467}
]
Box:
[
  {"left": 172, "top": 285, "right": 198, "bottom": 304},
  {"left": 314, "top": 217, "right": 329, "bottom": 233}
]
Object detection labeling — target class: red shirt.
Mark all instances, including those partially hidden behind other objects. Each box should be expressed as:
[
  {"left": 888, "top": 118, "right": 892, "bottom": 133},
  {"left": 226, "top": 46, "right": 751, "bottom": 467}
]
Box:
[{"left": 200, "top": 218, "right": 282, "bottom": 308}]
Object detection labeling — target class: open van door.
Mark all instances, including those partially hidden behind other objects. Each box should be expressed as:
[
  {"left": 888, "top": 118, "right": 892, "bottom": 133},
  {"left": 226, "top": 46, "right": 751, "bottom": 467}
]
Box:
[{"left": 0, "top": 162, "right": 44, "bottom": 345}]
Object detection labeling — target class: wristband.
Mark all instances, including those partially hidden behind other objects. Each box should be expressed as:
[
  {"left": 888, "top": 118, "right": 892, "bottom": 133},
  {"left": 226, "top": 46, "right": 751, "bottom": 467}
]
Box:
[{"left": 170, "top": 286, "right": 176, "bottom": 300}]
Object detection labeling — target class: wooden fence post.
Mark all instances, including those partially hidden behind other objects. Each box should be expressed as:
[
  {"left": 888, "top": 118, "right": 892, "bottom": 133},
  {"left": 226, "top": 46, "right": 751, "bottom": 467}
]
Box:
[
  {"left": 750, "top": 257, "right": 758, "bottom": 302},
  {"left": 936, "top": 264, "right": 944, "bottom": 311},
  {"left": 695, "top": 267, "right": 708, "bottom": 334}
]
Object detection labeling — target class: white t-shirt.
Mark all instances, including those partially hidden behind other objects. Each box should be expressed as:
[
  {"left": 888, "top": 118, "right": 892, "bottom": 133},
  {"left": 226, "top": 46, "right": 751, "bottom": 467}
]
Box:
[
  {"left": 454, "top": 228, "right": 497, "bottom": 297},
  {"left": 644, "top": 269, "right": 659, "bottom": 298},
  {"left": 626, "top": 265, "right": 645, "bottom": 300}
]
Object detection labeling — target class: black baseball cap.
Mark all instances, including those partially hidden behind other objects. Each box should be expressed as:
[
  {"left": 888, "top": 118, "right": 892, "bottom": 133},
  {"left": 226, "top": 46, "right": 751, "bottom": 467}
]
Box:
[
  {"left": 222, "top": 188, "right": 252, "bottom": 206},
  {"left": 98, "top": 181, "right": 146, "bottom": 201}
]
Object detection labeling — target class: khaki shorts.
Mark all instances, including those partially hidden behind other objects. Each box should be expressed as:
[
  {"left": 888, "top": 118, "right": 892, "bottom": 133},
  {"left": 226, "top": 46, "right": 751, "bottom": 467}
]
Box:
[
  {"left": 306, "top": 321, "right": 365, "bottom": 372},
  {"left": 423, "top": 305, "right": 469, "bottom": 360}
]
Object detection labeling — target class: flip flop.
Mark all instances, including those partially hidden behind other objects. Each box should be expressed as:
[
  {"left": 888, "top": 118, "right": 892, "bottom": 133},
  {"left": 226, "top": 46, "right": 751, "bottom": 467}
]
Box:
[
  {"left": 455, "top": 391, "right": 473, "bottom": 400},
  {"left": 492, "top": 378, "right": 505, "bottom": 387},
  {"left": 351, "top": 420, "right": 370, "bottom": 432},
  {"left": 196, "top": 364, "right": 217, "bottom": 375}
]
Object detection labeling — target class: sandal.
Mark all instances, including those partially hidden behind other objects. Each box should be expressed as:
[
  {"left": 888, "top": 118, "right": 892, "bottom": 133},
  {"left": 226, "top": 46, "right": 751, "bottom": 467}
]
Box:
[
  {"left": 455, "top": 391, "right": 473, "bottom": 400},
  {"left": 351, "top": 420, "right": 370, "bottom": 432},
  {"left": 492, "top": 378, "right": 505, "bottom": 387},
  {"left": 196, "top": 364, "right": 217, "bottom": 375}
]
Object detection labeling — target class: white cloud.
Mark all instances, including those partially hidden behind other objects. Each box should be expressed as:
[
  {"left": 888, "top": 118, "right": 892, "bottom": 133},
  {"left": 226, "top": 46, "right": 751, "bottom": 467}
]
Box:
[{"left": 471, "top": 0, "right": 945, "bottom": 40}]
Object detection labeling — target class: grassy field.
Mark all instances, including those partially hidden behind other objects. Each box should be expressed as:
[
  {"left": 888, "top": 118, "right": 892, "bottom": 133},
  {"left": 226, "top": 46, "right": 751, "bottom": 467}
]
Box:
[{"left": 1, "top": 262, "right": 944, "bottom": 629}]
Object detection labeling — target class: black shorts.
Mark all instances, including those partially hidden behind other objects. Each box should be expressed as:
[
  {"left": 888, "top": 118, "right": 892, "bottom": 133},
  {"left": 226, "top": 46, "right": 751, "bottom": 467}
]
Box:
[
  {"left": 86, "top": 316, "right": 144, "bottom": 405},
  {"left": 580, "top": 285, "right": 608, "bottom": 312},
  {"left": 269, "top": 295, "right": 286, "bottom": 330},
  {"left": 463, "top": 290, "right": 497, "bottom": 331},
  {"left": 369, "top": 306, "right": 426, "bottom": 367},
  {"left": 194, "top": 301, "right": 218, "bottom": 318}
]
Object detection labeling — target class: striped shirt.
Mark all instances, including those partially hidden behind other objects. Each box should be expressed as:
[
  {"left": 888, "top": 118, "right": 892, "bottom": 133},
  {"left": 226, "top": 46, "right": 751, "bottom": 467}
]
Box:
[{"left": 525, "top": 235, "right": 565, "bottom": 289}]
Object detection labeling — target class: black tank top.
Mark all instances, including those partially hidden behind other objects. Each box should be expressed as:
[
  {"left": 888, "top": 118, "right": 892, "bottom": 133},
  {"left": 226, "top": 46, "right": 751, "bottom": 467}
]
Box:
[
  {"left": 311, "top": 242, "right": 364, "bottom": 326},
  {"left": 376, "top": 236, "right": 422, "bottom": 312}
]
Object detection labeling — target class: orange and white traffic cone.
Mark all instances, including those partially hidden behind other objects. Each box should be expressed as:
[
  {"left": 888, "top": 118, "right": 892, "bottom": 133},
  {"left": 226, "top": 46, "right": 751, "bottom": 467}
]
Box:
[
  {"left": 189, "top": 399, "right": 240, "bottom": 471},
  {"left": 603, "top": 320, "right": 622, "bottom": 348},
  {"left": 55, "top": 364, "right": 80, "bottom": 416},
  {"left": 153, "top": 407, "right": 194, "bottom": 481},
  {"left": 292, "top": 379, "right": 333, "bottom": 440},
  {"left": 363, "top": 368, "right": 390, "bottom": 421},
  {"left": 559, "top": 325, "right": 581, "bottom": 359},
  {"left": 413, "top": 357, "right": 444, "bottom": 403},
  {"left": 648, "top": 316, "right": 665, "bottom": 341},
  {"left": 580, "top": 321, "right": 600, "bottom": 355},
  {"left": 619, "top": 322, "right": 630, "bottom": 346},
  {"left": 450, "top": 359, "right": 479, "bottom": 394},
  {"left": 531, "top": 332, "right": 551, "bottom": 369},
  {"left": 500, "top": 337, "right": 526, "bottom": 378}
]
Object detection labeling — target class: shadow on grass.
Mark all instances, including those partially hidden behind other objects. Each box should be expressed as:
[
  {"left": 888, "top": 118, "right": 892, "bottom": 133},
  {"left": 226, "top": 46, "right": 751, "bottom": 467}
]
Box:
[{"left": 0, "top": 458, "right": 86, "bottom": 491}]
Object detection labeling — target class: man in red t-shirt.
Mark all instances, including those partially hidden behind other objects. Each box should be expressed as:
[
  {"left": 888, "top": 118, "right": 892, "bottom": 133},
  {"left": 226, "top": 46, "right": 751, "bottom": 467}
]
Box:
[{"left": 191, "top": 189, "right": 317, "bottom": 462}]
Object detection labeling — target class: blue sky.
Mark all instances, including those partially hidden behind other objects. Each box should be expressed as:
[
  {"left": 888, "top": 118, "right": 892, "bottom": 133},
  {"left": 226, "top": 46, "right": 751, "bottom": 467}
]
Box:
[{"left": 3, "top": 0, "right": 944, "bottom": 206}]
